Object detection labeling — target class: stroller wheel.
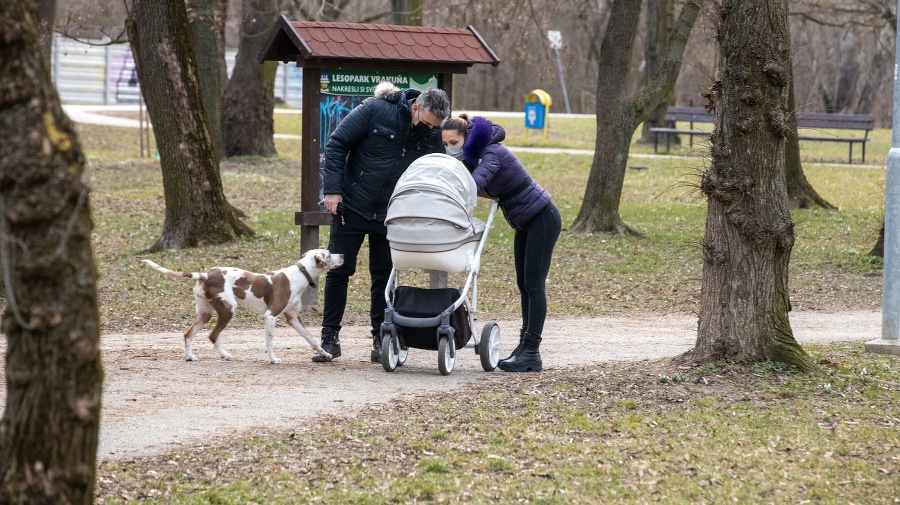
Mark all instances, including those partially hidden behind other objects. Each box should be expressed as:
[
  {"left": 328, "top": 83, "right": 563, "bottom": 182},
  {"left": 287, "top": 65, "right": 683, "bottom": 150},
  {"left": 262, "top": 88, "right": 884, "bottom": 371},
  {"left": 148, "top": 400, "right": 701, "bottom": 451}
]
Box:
[
  {"left": 381, "top": 334, "right": 398, "bottom": 372},
  {"left": 437, "top": 336, "right": 455, "bottom": 376},
  {"left": 479, "top": 322, "right": 501, "bottom": 371},
  {"left": 398, "top": 342, "right": 408, "bottom": 366}
]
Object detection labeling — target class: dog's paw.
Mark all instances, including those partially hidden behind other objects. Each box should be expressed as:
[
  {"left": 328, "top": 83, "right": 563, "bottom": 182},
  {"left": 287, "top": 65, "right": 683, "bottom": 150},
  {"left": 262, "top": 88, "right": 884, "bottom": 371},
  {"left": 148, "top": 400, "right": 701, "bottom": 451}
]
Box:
[
  {"left": 269, "top": 356, "right": 282, "bottom": 364},
  {"left": 186, "top": 355, "right": 198, "bottom": 362},
  {"left": 220, "top": 351, "right": 233, "bottom": 360},
  {"left": 321, "top": 352, "right": 333, "bottom": 360}
]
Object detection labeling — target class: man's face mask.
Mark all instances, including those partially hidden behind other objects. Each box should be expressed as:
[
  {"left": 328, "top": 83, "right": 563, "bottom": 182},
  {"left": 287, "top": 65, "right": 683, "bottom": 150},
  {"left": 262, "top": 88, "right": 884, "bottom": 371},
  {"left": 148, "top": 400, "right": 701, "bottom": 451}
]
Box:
[
  {"left": 414, "top": 108, "right": 438, "bottom": 136},
  {"left": 413, "top": 121, "right": 432, "bottom": 137}
]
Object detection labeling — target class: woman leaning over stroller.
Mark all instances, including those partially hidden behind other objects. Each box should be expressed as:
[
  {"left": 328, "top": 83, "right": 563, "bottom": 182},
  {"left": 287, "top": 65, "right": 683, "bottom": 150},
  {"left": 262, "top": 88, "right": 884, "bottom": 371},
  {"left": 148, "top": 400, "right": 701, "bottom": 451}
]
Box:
[{"left": 442, "top": 114, "right": 562, "bottom": 372}]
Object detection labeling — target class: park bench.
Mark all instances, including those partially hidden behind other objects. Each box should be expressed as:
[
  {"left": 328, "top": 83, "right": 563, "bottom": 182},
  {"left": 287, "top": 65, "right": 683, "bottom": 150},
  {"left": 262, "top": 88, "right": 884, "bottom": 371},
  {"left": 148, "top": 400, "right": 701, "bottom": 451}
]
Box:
[{"left": 648, "top": 106, "right": 876, "bottom": 164}]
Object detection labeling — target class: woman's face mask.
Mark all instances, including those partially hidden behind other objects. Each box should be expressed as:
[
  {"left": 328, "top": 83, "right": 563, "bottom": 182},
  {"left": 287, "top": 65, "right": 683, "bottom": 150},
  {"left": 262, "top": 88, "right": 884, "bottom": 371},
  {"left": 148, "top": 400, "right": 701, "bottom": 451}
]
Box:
[
  {"left": 445, "top": 144, "right": 464, "bottom": 160},
  {"left": 442, "top": 129, "right": 466, "bottom": 161}
]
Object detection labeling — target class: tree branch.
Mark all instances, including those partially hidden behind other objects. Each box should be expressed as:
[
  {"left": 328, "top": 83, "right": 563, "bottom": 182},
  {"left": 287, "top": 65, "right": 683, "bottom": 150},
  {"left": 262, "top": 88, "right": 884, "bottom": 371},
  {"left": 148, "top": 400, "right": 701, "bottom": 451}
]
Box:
[{"left": 631, "top": 0, "right": 704, "bottom": 122}]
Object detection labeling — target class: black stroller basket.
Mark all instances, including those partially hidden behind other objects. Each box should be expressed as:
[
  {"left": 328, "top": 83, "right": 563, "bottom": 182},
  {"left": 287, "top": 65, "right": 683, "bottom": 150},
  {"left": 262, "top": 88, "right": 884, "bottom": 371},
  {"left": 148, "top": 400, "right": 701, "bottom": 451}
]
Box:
[{"left": 389, "top": 286, "right": 471, "bottom": 350}]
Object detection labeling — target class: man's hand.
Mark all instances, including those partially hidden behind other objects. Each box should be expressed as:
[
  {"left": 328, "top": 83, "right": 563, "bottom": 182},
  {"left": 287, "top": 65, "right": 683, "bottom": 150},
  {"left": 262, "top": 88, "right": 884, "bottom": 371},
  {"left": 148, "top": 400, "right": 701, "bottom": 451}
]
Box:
[{"left": 323, "top": 194, "right": 343, "bottom": 215}]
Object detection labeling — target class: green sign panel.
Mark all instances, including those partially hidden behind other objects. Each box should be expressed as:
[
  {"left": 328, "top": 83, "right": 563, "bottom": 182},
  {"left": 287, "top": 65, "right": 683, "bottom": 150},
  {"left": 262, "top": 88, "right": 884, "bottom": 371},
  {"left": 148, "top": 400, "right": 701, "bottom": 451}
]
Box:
[{"left": 320, "top": 70, "right": 439, "bottom": 95}]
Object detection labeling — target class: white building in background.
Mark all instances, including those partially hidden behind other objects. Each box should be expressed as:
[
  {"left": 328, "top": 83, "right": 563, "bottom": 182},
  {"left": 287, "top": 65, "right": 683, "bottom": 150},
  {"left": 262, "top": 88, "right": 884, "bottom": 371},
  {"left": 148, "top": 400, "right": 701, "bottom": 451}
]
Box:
[{"left": 50, "top": 33, "right": 303, "bottom": 107}]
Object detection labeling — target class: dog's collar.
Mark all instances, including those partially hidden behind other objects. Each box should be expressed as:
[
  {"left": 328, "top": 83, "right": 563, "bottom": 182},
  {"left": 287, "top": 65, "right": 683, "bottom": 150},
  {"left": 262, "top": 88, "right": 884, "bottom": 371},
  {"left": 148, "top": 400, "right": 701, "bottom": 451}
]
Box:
[{"left": 297, "top": 263, "right": 316, "bottom": 288}]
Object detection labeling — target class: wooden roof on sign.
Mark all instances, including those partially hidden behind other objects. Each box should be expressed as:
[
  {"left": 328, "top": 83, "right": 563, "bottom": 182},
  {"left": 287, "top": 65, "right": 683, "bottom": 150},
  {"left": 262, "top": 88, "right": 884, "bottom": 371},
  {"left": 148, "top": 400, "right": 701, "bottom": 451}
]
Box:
[{"left": 258, "top": 15, "right": 500, "bottom": 73}]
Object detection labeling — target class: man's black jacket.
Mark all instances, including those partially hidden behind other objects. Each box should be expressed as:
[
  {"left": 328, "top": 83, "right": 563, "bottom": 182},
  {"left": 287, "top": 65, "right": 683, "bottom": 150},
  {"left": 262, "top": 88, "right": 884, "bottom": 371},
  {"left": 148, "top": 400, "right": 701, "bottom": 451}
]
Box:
[{"left": 322, "top": 88, "right": 445, "bottom": 222}]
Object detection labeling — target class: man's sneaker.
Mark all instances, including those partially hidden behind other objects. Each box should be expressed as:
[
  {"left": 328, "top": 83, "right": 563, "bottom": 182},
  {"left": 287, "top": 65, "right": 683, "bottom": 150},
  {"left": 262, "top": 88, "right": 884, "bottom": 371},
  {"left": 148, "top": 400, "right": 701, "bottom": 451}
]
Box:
[
  {"left": 312, "top": 330, "right": 341, "bottom": 362},
  {"left": 370, "top": 335, "right": 381, "bottom": 363}
]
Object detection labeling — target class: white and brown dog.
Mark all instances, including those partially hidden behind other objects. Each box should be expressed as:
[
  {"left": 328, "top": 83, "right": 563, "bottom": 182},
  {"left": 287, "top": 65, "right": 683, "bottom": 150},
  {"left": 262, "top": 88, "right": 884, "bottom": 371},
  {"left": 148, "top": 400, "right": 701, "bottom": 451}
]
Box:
[{"left": 142, "top": 249, "right": 343, "bottom": 363}]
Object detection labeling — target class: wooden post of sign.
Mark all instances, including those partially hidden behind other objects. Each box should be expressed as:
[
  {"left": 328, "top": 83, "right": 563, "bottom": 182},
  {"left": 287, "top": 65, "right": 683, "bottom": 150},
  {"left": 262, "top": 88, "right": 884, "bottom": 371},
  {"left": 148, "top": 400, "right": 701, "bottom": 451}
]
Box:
[{"left": 299, "top": 66, "right": 325, "bottom": 306}]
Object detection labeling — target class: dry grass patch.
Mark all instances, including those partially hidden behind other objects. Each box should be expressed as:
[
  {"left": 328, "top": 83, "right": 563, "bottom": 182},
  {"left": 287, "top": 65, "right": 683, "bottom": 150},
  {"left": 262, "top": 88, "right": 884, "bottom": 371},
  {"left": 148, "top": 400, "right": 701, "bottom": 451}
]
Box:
[{"left": 94, "top": 342, "right": 899, "bottom": 504}]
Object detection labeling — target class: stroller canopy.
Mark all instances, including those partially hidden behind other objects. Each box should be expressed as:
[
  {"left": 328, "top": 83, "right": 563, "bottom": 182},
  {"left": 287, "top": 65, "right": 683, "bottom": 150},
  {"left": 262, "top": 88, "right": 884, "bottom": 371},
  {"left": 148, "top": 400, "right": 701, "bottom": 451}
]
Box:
[{"left": 386, "top": 153, "right": 484, "bottom": 252}]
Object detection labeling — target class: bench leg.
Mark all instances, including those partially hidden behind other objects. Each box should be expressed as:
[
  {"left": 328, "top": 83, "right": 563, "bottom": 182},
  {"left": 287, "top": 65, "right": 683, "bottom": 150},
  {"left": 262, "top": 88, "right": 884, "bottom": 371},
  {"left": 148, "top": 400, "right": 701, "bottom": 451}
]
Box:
[
  {"left": 653, "top": 132, "right": 658, "bottom": 153},
  {"left": 666, "top": 133, "right": 671, "bottom": 152},
  {"left": 862, "top": 142, "right": 866, "bottom": 164},
  {"left": 849, "top": 143, "right": 853, "bottom": 164}
]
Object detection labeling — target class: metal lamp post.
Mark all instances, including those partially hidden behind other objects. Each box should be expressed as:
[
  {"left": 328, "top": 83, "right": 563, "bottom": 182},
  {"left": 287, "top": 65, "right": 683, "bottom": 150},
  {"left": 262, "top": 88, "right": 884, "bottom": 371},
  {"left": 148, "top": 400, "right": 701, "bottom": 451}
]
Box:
[
  {"left": 547, "top": 30, "right": 571, "bottom": 115},
  {"left": 866, "top": 0, "right": 900, "bottom": 356}
]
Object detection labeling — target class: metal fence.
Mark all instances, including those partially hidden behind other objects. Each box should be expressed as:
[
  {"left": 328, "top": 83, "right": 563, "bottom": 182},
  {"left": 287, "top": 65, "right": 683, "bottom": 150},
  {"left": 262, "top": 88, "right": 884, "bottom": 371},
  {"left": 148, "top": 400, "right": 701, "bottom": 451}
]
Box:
[{"left": 50, "top": 33, "right": 303, "bottom": 107}]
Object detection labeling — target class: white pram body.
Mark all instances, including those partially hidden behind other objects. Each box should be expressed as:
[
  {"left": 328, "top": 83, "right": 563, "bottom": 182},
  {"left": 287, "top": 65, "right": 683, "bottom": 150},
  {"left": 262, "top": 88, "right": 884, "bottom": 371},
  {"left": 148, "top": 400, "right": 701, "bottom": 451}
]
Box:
[
  {"left": 380, "top": 154, "right": 501, "bottom": 375},
  {"left": 385, "top": 153, "right": 485, "bottom": 272}
]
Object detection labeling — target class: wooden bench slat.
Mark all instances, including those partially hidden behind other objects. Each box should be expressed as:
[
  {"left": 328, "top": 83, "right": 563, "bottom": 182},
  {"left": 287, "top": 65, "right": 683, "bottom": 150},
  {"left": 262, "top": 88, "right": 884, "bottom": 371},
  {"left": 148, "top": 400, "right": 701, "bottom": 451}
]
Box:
[
  {"left": 647, "top": 128, "right": 711, "bottom": 135},
  {"left": 649, "top": 106, "right": 875, "bottom": 163},
  {"left": 797, "top": 135, "right": 865, "bottom": 142}
]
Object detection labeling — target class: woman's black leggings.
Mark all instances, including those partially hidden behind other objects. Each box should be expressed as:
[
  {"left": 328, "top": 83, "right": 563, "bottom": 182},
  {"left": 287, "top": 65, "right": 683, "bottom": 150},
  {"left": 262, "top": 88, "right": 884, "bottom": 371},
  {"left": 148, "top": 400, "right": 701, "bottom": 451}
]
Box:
[{"left": 513, "top": 201, "right": 562, "bottom": 339}]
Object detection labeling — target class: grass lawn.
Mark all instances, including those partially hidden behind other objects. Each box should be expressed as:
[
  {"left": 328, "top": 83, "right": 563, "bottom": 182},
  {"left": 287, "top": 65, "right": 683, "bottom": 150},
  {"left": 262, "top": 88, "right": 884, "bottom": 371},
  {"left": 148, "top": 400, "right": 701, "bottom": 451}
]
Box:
[
  {"left": 79, "top": 116, "right": 884, "bottom": 332},
  {"left": 8, "top": 112, "right": 900, "bottom": 504},
  {"left": 272, "top": 109, "right": 891, "bottom": 166}
]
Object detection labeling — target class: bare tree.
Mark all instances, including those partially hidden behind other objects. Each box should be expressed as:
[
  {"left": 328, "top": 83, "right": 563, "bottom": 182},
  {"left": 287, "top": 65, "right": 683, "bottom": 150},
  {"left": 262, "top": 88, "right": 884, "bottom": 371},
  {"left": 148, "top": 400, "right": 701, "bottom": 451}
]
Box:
[
  {"left": 785, "top": 72, "right": 836, "bottom": 210},
  {"left": 639, "top": 0, "right": 676, "bottom": 144},
  {"left": 425, "top": 1, "right": 612, "bottom": 113},
  {"left": 790, "top": 0, "right": 896, "bottom": 117},
  {"left": 694, "top": 0, "right": 816, "bottom": 372},
  {"left": 221, "top": 0, "right": 394, "bottom": 159},
  {"left": 570, "top": 0, "right": 704, "bottom": 235},
  {"left": 221, "top": 0, "right": 278, "bottom": 157},
  {"left": 289, "top": 0, "right": 387, "bottom": 23},
  {"left": 788, "top": 0, "right": 896, "bottom": 253},
  {"left": 222, "top": 0, "right": 393, "bottom": 159},
  {"left": 127, "top": 0, "right": 253, "bottom": 250},
  {"left": 0, "top": 3, "right": 102, "bottom": 503},
  {"left": 44, "top": 0, "right": 900, "bottom": 125},
  {"left": 793, "top": 0, "right": 896, "bottom": 30},
  {"left": 33, "top": 0, "right": 57, "bottom": 60},
  {"left": 187, "top": 0, "right": 227, "bottom": 159},
  {"left": 392, "top": 0, "right": 422, "bottom": 25}
]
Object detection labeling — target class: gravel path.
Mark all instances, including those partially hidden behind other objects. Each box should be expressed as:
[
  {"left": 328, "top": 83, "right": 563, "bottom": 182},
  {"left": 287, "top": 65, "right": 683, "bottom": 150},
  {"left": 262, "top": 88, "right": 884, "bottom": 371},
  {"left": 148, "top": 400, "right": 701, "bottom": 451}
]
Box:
[{"left": 0, "top": 310, "right": 883, "bottom": 462}]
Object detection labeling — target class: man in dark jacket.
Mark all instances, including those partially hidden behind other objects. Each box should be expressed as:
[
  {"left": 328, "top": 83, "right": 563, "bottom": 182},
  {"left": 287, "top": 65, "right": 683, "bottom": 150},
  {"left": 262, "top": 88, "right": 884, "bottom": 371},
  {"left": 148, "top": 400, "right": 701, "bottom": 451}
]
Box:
[{"left": 313, "top": 87, "right": 450, "bottom": 363}]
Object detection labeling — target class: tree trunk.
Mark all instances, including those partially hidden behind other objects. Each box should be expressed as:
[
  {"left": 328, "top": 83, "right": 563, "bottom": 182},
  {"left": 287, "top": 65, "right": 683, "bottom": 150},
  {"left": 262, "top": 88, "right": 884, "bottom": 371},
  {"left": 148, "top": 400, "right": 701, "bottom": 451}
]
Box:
[
  {"left": 293, "top": 0, "right": 353, "bottom": 22},
  {"left": 835, "top": 31, "right": 859, "bottom": 112},
  {"left": 393, "top": 0, "right": 423, "bottom": 25},
  {"left": 0, "top": 4, "right": 103, "bottom": 504},
  {"left": 785, "top": 75, "right": 836, "bottom": 210},
  {"left": 216, "top": 0, "right": 229, "bottom": 100},
  {"left": 33, "top": 0, "right": 57, "bottom": 62},
  {"left": 221, "top": 0, "right": 277, "bottom": 158},
  {"left": 853, "top": 23, "right": 893, "bottom": 115},
  {"left": 187, "top": 0, "right": 226, "bottom": 159},
  {"left": 695, "top": 0, "right": 816, "bottom": 372},
  {"left": 639, "top": 0, "right": 674, "bottom": 144},
  {"left": 870, "top": 223, "right": 885, "bottom": 257},
  {"left": 128, "top": 0, "right": 253, "bottom": 251},
  {"left": 571, "top": 0, "right": 703, "bottom": 235},
  {"left": 572, "top": 0, "right": 643, "bottom": 235}
]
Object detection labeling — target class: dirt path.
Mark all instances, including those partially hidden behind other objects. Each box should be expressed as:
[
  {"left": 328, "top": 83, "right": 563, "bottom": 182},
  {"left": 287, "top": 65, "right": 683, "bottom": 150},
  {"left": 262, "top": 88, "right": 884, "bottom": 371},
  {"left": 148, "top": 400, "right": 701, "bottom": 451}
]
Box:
[{"left": 0, "top": 310, "right": 882, "bottom": 462}]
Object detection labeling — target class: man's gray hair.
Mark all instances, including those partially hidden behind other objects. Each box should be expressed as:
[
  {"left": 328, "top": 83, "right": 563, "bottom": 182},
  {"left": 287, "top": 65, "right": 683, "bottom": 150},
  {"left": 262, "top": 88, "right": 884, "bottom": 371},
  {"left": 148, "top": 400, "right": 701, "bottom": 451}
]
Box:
[{"left": 415, "top": 88, "right": 451, "bottom": 121}]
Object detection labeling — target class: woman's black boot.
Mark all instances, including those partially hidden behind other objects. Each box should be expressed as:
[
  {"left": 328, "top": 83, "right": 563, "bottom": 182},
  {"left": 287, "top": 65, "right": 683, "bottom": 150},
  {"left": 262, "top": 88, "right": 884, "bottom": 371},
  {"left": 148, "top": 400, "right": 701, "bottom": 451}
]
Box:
[
  {"left": 498, "top": 327, "right": 525, "bottom": 364},
  {"left": 498, "top": 332, "right": 542, "bottom": 372}
]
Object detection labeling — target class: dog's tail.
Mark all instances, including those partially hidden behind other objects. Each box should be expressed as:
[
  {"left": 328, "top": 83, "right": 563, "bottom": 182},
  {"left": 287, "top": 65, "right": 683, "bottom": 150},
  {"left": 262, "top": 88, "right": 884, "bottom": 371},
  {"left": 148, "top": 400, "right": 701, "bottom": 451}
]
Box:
[{"left": 142, "top": 259, "right": 203, "bottom": 281}]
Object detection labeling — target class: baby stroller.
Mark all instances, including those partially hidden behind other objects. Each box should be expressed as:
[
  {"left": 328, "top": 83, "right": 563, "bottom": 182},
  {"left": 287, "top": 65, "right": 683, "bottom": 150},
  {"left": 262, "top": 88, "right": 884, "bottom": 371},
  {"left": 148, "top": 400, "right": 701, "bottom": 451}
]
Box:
[{"left": 380, "top": 153, "right": 502, "bottom": 375}]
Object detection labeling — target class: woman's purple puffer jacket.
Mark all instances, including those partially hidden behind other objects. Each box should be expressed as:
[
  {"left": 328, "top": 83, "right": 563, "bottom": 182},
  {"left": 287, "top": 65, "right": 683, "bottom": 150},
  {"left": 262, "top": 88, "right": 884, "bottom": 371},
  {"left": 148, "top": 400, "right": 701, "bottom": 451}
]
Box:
[{"left": 462, "top": 116, "right": 551, "bottom": 228}]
